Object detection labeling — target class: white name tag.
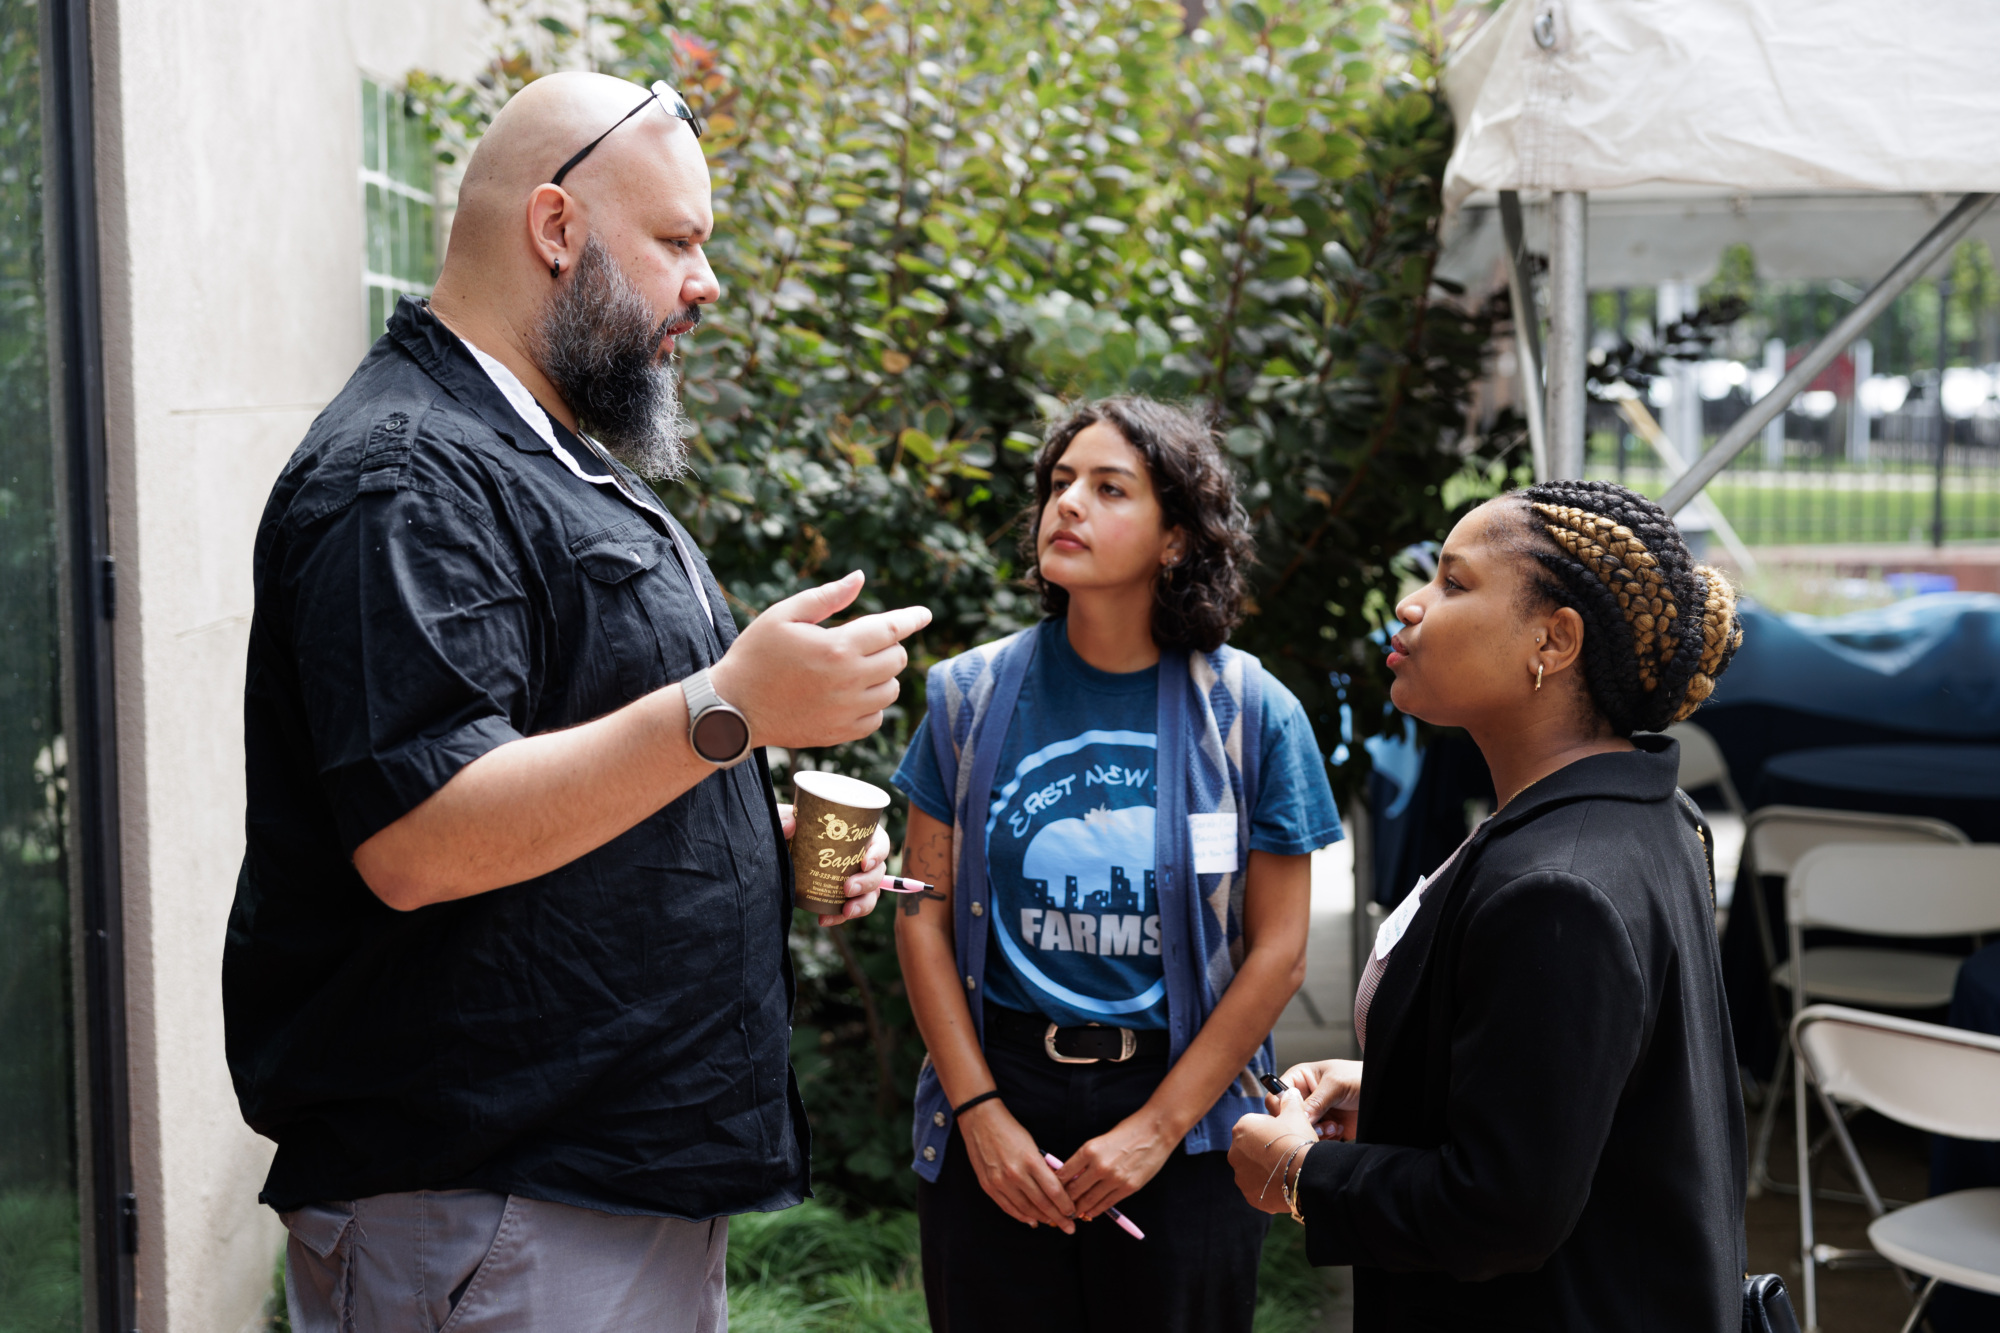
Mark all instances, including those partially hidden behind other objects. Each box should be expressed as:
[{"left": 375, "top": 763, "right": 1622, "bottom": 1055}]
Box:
[
  {"left": 1373, "top": 874, "right": 1430, "bottom": 962},
  {"left": 1190, "top": 812, "right": 1239, "bottom": 875}
]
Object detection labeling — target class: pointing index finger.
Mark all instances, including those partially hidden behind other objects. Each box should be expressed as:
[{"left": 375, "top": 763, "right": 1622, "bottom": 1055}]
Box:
[{"left": 837, "top": 605, "right": 933, "bottom": 654}]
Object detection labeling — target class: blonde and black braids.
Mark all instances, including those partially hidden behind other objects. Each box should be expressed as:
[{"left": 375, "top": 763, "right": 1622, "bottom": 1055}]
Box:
[{"left": 1512, "top": 480, "right": 1744, "bottom": 734}]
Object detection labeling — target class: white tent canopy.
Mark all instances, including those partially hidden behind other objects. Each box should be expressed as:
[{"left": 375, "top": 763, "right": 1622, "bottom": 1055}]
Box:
[
  {"left": 1434, "top": 0, "right": 2000, "bottom": 507},
  {"left": 1442, "top": 0, "right": 2000, "bottom": 208}
]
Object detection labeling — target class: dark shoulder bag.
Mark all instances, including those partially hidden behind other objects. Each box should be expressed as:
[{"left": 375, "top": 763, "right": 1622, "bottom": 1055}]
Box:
[{"left": 1742, "top": 1273, "right": 1800, "bottom": 1333}]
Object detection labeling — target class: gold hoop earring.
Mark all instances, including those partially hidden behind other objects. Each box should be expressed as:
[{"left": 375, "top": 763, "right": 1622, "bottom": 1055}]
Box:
[{"left": 1535, "top": 663, "right": 1544, "bottom": 692}]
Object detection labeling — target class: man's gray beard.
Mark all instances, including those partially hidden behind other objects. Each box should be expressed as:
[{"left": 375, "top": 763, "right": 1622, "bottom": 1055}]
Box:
[{"left": 531, "top": 235, "right": 693, "bottom": 482}]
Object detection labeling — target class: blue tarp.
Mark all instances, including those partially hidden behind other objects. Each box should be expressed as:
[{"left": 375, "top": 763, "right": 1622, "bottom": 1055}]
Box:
[{"left": 1712, "top": 592, "right": 2000, "bottom": 735}]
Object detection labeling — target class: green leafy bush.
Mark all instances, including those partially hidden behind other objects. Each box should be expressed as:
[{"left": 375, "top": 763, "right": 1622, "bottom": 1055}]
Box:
[{"left": 414, "top": 0, "right": 1515, "bottom": 1212}]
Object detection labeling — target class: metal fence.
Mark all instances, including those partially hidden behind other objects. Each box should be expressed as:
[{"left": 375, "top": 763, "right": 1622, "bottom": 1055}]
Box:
[{"left": 1585, "top": 387, "right": 2000, "bottom": 546}]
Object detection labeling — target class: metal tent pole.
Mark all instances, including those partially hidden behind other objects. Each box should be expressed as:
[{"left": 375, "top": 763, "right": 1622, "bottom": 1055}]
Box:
[
  {"left": 1846, "top": 338, "right": 1872, "bottom": 464},
  {"left": 1933, "top": 275, "right": 1953, "bottom": 548},
  {"left": 1764, "top": 338, "right": 1788, "bottom": 466},
  {"left": 1546, "top": 191, "right": 1589, "bottom": 479},
  {"left": 1498, "top": 191, "right": 1550, "bottom": 481},
  {"left": 1662, "top": 192, "right": 1997, "bottom": 515}
]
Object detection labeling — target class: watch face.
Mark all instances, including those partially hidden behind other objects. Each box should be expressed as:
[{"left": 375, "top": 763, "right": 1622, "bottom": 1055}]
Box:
[{"left": 693, "top": 707, "right": 751, "bottom": 762}]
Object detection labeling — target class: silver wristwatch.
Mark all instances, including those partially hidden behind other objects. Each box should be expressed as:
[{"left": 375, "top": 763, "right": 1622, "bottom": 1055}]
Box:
[{"left": 683, "top": 666, "right": 753, "bottom": 767}]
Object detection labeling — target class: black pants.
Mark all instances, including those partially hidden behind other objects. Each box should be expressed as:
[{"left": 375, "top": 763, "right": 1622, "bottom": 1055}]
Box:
[{"left": 916, "top": 1024, "right": 1269, "bottom": 1333}]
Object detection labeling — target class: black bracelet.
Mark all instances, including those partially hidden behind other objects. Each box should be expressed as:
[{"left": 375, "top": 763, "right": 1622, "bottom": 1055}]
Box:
[{"left": 951, "top": 1089, "right": 1004, "bottom": 1119}]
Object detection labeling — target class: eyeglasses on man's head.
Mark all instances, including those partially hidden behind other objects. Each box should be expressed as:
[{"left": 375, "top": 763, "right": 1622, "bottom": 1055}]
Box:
[{"left": 549, "top": 80, "right": 704, "bottom": 189}]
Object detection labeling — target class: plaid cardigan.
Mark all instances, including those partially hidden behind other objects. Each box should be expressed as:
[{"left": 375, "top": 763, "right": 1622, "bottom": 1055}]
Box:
[{"left": 909, "top": 620, "right": 1275, "bottom": 1181}]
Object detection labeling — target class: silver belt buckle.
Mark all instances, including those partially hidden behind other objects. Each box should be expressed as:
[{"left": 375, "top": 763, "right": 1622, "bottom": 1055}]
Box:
[{"left": 1044, "top": 1021, "right": 1136, "bottom": 1064}]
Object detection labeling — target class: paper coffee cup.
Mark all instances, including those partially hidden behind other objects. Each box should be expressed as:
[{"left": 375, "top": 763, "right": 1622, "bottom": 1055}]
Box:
[{"left": 791, "top": 770, "right": 891, "bottom": 912}]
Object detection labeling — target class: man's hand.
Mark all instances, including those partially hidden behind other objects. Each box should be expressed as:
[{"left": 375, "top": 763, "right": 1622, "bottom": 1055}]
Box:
[
  {"left": 1229, "top": 1087, "right": 1320, "bottom": 1216},
  {"left": 351, "top": 572, "right": 926, "bottom": 913},
  {"left": 1056, "top": 1110, "right": 1177, "bottom": 1221},
  {"left": 779, "top": 804, "right": 891, "bottom": 928},
  {"left": 710, "top": 572, "right": 930, "bottom": 749}
]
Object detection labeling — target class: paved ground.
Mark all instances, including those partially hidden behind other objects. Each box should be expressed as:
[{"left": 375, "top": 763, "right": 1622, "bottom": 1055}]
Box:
[
  {"left": 1275, "top": 842, "right": 1362, "bottom": 1076},
  {"left": 1308, "top": 1268, "right": 1355, "bottom": 1333},
  {"left": 1747, "top": 1090, "right": 1936, "bottom": 1331},
  {"left": 1744, "top": 540, "right": 2000, "bottom": 594}
]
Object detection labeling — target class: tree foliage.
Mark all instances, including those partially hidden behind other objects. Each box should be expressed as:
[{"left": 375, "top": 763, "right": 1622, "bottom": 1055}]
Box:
[{"left": 415, "top": 0, "right": 1517, "bottom": 1207}]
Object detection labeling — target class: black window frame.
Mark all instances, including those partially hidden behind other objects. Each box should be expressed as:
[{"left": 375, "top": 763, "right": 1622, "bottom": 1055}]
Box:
[{"left": 43, "top": 0, "right": 134, "bottom": 1327}]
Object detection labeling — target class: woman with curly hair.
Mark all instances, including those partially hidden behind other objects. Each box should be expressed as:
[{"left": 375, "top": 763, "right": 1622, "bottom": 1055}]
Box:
[
  {"left": 892, "top": 398, "right": 1341, "bottom": 1332},
  {"left": 1229, "top": 479, "right": 1748, "bottom": 1332}
]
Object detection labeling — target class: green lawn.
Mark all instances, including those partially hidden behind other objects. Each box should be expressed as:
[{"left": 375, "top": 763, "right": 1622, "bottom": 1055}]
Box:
[
  {"left": 1583, "top": 459, "right": 2000, "bottom": 546},
  {"left": 1702, "top": 481, "right": 2000, "bottom": 546}
]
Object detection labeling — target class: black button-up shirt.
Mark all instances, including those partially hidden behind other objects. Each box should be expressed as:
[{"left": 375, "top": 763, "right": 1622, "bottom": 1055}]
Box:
[{"left": 224, "top": 297, "right": 808, "bottom": 1219}]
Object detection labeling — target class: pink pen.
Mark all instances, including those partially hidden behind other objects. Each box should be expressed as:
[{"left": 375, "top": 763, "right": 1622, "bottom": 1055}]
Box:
[{"left": 1042, "top": 1151, "right": 1146, "bottom": 1240}]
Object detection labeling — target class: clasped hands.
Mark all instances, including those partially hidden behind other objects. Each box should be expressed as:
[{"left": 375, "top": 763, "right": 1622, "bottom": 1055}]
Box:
[
  {"left": 1228, "top": 1059, "right": 1361, "bottom": 1217},
  {"left": 959, "top": 1100, "right": 1177, "bottom": 1234}
]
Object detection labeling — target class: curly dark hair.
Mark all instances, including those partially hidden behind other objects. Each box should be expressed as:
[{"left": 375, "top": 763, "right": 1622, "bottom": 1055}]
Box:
[
  {"left": 1508, "top": 479, "right": 1745, "bottom": 735},
  {"left": 1023, "top": 397, "right": 1254, "bottom": 654}
]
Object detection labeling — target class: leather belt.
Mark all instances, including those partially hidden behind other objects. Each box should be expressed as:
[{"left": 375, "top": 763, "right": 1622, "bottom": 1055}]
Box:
[{"left": 985, "top": 1004, "right": 1169, "bottom": 1064}]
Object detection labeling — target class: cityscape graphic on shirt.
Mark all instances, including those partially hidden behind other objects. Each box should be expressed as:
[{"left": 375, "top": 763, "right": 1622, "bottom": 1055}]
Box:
[{"left": 1023, "top": 865, "right": 1153, "bottom": 913}]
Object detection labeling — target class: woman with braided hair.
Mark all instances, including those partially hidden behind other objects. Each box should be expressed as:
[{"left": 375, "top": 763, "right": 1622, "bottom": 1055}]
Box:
[{"left": 1230, "top": 479, "right": 1748, "bottom": 1331}]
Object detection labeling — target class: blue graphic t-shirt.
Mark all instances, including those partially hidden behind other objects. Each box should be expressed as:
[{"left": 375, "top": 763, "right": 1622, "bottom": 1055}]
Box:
[{"left": 893, "top": 622, "right": 1343, "bottom": 1030}]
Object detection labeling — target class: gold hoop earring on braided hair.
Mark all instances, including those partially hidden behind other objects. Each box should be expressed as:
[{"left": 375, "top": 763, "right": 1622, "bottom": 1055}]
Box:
[{"left": 1535, "top": 663, "right": 1544, "bottom": 692}]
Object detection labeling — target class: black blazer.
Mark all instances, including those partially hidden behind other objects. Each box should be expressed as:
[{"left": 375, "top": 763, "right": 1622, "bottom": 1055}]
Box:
[{"left": 1298, "top": 735, "right": 1746, "bottom": 1332}]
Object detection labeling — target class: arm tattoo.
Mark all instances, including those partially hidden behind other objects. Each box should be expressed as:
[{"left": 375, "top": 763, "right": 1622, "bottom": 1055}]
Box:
[{"left": 901, "top": 887, "right": 947, "bottom": 916}]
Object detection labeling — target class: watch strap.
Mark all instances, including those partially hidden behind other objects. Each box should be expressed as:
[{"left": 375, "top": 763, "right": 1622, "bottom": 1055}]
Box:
[{"left": 683, "top": 665, "right": 723, "bottom": 717}]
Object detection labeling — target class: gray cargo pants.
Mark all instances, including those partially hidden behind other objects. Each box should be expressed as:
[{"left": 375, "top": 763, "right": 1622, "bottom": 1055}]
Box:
[{"left": 281, "top": 1189, "right": 728, "bottom": 1332}]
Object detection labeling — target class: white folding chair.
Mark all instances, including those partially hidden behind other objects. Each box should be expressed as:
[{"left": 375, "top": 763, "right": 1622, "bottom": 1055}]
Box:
[
  {"left": 1792, "top": 1004, "right": 2000, "bottom": 1332},
  {"left": 1667, "top": 721, "right": 1746, "bottom": 818},
  {"left": 1784, "top": 845, "right": 2000, "bottom": 1013},
  {"left": 1744, "top": 810, "right": 1973, "bottom": 1198}
]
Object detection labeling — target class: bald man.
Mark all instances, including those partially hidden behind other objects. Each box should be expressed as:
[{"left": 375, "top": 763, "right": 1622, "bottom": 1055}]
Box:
[{"left": 223, "top": 73, "right": 930, "bottom": 1331}]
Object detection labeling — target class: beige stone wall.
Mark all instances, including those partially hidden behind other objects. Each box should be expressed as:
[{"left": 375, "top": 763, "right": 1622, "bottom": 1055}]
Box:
[{"left": 91, "top": 1, "right": 483, "bottom": 1327}]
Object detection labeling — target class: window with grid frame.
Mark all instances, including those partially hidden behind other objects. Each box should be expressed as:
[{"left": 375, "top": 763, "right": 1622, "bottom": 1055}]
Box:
[{"left": 362, "top": 78, "right": 439, "bottom": 340}]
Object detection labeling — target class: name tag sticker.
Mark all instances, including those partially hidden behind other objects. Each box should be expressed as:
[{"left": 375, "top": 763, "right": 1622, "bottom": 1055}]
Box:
[
  {"left": 1189, "top": 812, "right": 1239, "bottom": 875},
  {"left": 1373, "top": 874, "right": 1430, "bottom": 961}
]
